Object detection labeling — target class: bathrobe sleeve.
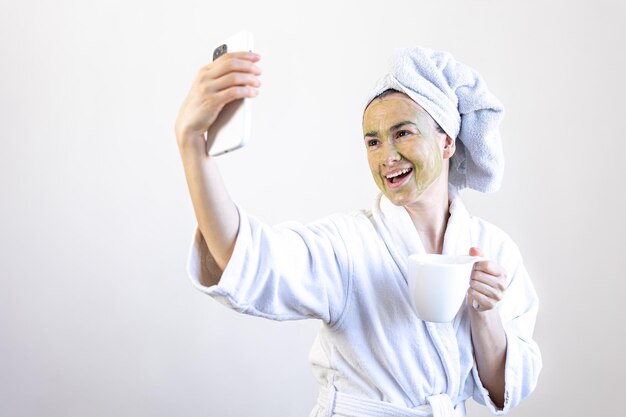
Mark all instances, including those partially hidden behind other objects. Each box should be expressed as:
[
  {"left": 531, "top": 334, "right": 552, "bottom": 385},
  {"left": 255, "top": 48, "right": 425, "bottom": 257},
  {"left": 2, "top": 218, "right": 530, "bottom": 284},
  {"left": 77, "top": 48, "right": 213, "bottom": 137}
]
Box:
[
  {"left": 471, "top": 234, "right": 542, "bottom": 415},
  {"left": 186, "top": 204, "right": 351, "bottom": 325}
]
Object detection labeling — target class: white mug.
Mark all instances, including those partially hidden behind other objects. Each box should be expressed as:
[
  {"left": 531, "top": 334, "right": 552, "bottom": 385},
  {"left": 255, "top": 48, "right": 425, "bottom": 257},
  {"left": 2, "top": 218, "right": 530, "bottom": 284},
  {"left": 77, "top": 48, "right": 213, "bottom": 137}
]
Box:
[{"left": 407, "top": 254, "right": 485, "bottom": 323}]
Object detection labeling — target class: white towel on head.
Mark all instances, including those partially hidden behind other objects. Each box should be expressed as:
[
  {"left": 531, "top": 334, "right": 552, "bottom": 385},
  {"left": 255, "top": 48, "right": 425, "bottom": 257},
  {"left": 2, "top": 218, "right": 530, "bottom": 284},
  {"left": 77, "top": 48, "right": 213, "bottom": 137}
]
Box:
[{"left": 365, "top": 46, "right": 505, "bottom": 193}]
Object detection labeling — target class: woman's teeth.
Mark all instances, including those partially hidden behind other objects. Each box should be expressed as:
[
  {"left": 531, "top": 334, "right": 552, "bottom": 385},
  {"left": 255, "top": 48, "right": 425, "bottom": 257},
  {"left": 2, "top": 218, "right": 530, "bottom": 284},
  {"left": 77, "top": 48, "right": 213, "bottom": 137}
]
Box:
[{"left": 386, "top": 168, "right": 412, "bottom": 183}]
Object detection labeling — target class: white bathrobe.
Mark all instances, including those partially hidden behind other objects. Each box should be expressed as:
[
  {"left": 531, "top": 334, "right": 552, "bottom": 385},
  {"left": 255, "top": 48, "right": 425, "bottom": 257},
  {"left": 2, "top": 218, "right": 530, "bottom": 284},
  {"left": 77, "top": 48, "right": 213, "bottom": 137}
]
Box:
[{"left": 186, "top": 193, "right": 541, "bottom": 417}]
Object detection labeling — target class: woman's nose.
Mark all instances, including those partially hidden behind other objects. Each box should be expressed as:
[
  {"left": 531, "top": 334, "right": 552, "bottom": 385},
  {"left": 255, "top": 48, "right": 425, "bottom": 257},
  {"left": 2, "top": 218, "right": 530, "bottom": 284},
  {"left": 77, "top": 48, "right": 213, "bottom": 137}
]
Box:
[{"left": 384, "top": 146, "right": 401, "bottom": 165}]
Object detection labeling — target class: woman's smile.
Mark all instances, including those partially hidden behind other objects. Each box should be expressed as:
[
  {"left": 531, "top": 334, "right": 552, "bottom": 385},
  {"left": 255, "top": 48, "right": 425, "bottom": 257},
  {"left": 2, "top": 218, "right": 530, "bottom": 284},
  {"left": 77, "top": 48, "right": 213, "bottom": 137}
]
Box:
[{"left": 384, "top": 167, "right": 413, "bottom": 189}]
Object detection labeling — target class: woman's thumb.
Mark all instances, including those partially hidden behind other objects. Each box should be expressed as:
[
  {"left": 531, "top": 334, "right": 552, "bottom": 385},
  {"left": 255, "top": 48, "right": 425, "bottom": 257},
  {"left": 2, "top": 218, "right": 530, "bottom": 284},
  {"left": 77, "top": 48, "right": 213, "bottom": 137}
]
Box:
[{"left": 469, "top": 247, "right": 484, "bottom": 257}]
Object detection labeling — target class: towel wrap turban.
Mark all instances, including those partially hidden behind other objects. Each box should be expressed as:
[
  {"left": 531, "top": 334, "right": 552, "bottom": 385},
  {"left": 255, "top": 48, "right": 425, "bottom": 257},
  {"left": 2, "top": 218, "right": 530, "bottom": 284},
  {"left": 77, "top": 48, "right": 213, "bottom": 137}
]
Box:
[{"left": 365, "top": 47, "right": 505, "bottom": 193}]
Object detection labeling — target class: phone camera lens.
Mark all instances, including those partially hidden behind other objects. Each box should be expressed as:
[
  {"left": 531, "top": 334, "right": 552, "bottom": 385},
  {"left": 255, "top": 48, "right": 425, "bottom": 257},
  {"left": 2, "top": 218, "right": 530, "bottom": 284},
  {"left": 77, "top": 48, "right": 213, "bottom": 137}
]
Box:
[{"left": 213, "top": 44, "right": 228, "bottom": 61}]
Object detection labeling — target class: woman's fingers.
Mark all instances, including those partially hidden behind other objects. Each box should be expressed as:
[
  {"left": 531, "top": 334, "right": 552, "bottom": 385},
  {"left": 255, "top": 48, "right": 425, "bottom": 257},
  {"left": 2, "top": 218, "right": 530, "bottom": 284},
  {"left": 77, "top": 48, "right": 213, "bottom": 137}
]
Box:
[
  {"left": 175, "top": 52, "right": 262, "bottom": 145},
  {"left": 215, "top": 84, "right": 260, "bottom": 103},
  {"left": 209, "top": 71, "right": 261, "bottom": 94},
  {"left": 471, "top": 267, "right": 507, "bottom": 289},
  {"left": 470, "top": 276, "right": 504, "bottom": 301},
  {"left": 473, "top": 259, "right": 505, "bottom": 277},
  {"left": 197, "top": 53, "right": 261, "bottom": 104},
  {"left": 469, "top": 288, "right": 498, "bottom": 311},
  {"left": 466, "top": 248, "right": 507, "bottom": 312},
  {"left": 204, "top": 52, "right": 262, "bottom": 80},
  {"left": 469, "top": 262, "right": 507, "bottom": 311}
]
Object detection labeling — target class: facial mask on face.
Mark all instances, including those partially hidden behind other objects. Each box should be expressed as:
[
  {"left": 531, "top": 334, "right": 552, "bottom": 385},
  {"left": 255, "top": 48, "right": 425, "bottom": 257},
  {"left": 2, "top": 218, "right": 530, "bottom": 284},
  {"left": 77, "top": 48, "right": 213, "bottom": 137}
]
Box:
[{"left": 365, "top": 46, "right": 506, "bottom": 193}]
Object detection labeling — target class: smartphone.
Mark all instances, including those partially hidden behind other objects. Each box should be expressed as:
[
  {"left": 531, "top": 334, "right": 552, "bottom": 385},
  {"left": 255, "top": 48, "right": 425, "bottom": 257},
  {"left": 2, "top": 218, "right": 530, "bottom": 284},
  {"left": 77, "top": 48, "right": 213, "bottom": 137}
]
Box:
[{"left": 206, "top": 31, "right": 254, "bottom": 157}]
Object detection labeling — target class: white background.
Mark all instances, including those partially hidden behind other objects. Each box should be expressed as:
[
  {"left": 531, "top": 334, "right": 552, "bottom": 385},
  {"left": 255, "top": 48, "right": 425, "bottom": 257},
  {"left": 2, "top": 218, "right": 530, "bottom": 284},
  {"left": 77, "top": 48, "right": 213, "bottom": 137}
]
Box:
[{"left": 1, "top": 1, "right": 625, "bottom": 416}]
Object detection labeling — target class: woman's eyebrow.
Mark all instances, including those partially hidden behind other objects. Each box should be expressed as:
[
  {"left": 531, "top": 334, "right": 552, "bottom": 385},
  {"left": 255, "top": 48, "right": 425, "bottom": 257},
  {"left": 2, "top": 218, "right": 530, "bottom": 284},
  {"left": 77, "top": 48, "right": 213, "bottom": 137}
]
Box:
[{"left": 390, "top": 121, "right": 417, "bottom": 131}]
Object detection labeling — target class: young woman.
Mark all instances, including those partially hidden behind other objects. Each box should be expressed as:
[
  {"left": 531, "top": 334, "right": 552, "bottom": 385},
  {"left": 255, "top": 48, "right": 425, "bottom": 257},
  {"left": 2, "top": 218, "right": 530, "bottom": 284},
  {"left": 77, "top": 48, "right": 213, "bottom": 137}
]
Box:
[{"left": 175, "top": 46, "right": 541, "bottom": 417}]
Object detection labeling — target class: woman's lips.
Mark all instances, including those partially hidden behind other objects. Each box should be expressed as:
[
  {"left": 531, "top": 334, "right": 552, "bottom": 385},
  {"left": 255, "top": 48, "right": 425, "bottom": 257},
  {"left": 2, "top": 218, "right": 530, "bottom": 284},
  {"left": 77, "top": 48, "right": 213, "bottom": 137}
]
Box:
[{"left": 385, "top": 167, "right": 413, "bottom": 189}]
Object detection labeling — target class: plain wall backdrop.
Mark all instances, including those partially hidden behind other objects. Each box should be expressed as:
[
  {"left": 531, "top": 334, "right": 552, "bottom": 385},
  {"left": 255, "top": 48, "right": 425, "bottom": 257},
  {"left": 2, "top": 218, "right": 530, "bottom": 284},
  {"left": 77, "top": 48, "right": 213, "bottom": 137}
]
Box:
[{"left": 1, "top": 1, "right": 625, "bottom": 416}]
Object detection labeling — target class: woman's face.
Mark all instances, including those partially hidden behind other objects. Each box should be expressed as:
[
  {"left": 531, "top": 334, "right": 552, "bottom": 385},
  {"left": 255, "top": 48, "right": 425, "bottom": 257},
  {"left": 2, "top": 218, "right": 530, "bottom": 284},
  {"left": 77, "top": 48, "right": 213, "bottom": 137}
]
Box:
[{"left": 362, "top": 93, "right": 452, "bottom": 206}]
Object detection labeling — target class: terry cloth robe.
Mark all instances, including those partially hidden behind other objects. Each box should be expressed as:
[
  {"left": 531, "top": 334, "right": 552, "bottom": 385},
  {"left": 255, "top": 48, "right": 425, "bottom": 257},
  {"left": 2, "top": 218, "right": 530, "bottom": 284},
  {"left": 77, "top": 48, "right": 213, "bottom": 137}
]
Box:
[{"left": 186, "top": 193, "right": 542, "bottom": 417}]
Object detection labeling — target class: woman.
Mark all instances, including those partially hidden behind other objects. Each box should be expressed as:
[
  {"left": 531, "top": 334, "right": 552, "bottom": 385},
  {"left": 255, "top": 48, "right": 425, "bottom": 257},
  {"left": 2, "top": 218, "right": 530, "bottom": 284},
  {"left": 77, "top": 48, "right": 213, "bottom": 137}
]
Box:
[{"left": 175, "top": 46, "right": 541, "bottom": 417}]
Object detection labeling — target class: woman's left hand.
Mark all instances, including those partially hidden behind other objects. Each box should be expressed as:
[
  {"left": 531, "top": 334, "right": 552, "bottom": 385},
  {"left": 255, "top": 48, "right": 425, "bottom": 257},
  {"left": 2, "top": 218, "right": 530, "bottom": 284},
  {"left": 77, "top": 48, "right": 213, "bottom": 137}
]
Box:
[{"left": 467, "top": 247, "right": 508, "bottom": 313}]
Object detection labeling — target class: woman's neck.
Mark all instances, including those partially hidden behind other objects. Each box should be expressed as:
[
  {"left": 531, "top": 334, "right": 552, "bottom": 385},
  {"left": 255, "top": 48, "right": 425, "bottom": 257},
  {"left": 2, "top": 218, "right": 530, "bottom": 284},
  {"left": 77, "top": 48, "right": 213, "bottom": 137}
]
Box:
[{"left": 404, "top": 171, "right": 451, "bottom": 254}]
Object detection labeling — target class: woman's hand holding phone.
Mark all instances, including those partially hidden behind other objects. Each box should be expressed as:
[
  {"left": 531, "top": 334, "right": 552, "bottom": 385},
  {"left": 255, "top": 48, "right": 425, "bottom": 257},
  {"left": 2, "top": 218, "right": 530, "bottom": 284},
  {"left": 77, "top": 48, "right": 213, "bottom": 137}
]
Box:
[
  {"left": 175, "top": 51, "right": 261, "bottom": 153},
  {"left": 175, "top": 48, "right": 261, "bottom": 276}
]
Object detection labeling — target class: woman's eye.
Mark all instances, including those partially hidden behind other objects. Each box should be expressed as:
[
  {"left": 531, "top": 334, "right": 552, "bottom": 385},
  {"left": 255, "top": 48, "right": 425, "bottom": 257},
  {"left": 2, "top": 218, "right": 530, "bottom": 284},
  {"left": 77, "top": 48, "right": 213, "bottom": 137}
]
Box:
[
  {"left": 368, "top": 139, "right": 380, "bottom": 147},
  {"left": 396, "top": 130, "right": 411, "bottom": 138}
]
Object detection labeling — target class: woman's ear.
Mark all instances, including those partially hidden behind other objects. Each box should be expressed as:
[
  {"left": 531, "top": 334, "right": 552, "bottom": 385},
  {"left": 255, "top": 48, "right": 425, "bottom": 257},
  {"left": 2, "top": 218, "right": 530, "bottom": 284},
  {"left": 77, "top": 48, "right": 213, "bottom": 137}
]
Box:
[{"left": 442, "top": 135, "right": 456, "bottom": 159}]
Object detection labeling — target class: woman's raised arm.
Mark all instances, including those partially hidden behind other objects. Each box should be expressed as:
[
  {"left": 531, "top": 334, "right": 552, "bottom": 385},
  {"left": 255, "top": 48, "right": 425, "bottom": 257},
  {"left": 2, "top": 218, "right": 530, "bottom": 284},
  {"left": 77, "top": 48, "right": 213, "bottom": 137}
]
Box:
[{"left": 175, "top": 51, "right": 261, "bottom": 282}]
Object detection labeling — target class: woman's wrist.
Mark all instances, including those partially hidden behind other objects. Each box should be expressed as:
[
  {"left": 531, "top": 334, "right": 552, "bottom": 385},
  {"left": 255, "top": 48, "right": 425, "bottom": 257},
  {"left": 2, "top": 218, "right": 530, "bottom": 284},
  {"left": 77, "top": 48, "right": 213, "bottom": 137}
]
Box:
[
  {"left": 469, "top": 305, "right": 498, "bottom": 325},
  {"left": 176, "top": 130, "right": 207, "bottom": 154}
]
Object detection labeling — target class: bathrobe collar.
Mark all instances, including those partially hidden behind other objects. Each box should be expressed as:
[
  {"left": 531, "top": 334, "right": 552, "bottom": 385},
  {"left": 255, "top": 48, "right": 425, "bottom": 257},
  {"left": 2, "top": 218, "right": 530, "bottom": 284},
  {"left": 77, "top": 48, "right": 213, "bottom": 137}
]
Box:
[
  {"left": 371, "top": 189, "right": 474, "bottom": 402},
  {"left": 373, "top": 189, "right": 473, "bottom": 281}
]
